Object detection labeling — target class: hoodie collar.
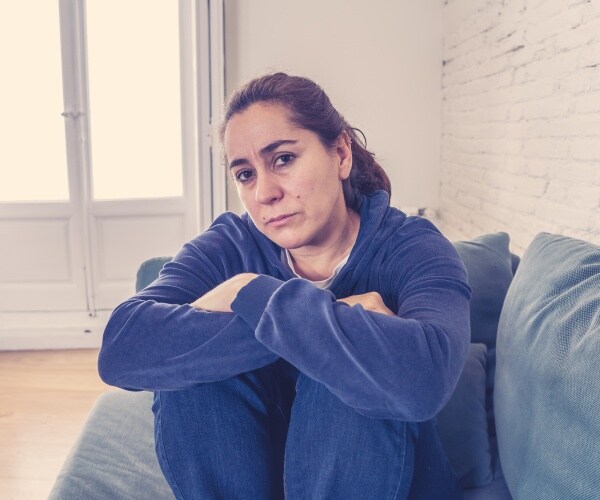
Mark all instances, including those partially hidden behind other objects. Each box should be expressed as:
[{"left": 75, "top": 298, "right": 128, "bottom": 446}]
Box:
[{"left": 244, "top": 190, "right": 394, "bottom": 282}]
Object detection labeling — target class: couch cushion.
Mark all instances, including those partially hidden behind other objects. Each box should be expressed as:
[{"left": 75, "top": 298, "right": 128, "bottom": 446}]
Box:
[
  {"left": 453, "top": 232, "right": 514, "bottom": 456},
  {"left": 136, "top": 256, "right": 172, "bottom": 292},
  {"left": 453, "top": 232, "right": 513, "bottom": 349},
  {"left": 495, "top": 232, "right": 600, "bottom": 499},
  {"left": 453, "top": 232, "right": 514, "bottom": 396},
  {"left": 48, "top": 390, "right": 173, "bottom": 500},
  {"left": 437, "top": 343, "right": 493, "bottom": 488},
  {"left": 463, "top": 459, "right": 512, "bottom": 500}
]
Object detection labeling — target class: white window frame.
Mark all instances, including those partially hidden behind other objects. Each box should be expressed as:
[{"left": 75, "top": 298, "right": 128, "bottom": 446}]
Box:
[{"left": 0, "top": 0, "right": 226, "bottom": 350}]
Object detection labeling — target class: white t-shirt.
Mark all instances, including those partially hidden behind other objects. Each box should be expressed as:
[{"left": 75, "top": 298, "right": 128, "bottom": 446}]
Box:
[{"left": 281, "top": 249, "right": 350, "bottom": 290}]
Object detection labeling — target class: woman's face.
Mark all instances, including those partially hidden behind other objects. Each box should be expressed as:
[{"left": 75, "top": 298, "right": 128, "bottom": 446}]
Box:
[{"left": 223, "top": 102, "right": 353, "bottom": 251}]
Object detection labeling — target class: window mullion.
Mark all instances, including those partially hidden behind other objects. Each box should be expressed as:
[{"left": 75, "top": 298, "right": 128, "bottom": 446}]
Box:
[
  {"left": 208, "top": 0, "right": 227, "bottom": 218},
  {"left": 58, "top": 0, "right": 97, "bottom": 315}
]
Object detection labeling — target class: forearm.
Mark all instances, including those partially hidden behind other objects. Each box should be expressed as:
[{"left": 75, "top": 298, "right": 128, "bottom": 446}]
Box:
[
  {"left": 97, "top": 221, "right": 278, "bottom": 391},
  {"left": 98, "top": 298, "right": 278, "bottom": 391},
  {"left": 232, "top": 276, "right": 470, "bottom": 421}
]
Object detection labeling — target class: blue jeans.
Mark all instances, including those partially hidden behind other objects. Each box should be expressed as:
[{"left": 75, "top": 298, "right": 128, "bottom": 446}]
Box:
[{"left": 153, "top": 358, "right": 461, "bottom": 500}]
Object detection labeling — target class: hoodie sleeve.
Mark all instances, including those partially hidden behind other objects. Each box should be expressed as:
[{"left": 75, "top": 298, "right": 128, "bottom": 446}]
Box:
[
  {"left": 97, "top": 217, "right": 279, "bottom": 391},
  {"left": 231, "top": 229, "right": 471, "bottom": 421}
]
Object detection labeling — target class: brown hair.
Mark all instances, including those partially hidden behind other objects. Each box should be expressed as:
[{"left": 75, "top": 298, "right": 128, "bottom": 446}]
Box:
[{"left": 220, "top": 72, "right": 391, "bottom": 210}]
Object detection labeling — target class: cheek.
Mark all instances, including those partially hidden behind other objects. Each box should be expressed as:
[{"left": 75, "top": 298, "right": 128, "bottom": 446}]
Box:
[
  {"left": 235, "top": 185, "right": 246, "bottom": 205},
  {"left": 291, "top": 175, "right": 318, "bottom": 196},
  {"left": 236, "top": 188, "right": 256, "bottom": 214}
]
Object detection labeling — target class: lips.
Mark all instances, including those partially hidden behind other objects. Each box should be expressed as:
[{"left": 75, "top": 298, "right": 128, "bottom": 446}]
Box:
[{"left": 266, "top": 213, "right": 296, "bottom": 225}]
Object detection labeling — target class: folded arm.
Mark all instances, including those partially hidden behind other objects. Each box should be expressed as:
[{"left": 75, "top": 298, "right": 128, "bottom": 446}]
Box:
[
  {"left": 97, "top": 223, "right": 279, "bottom": 391},
  {"left": 230, "top": 236, "right": 471, "bottom": 422}
]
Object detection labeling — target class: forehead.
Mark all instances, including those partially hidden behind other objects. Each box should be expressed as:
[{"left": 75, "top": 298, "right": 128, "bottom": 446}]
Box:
[{"left": 223, "top": 103, "right": 298, "bottom": 153}]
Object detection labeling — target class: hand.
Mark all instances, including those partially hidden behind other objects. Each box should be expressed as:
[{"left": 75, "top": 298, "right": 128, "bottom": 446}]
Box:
[
  {"left": 339, "top": 292, "right": 395, "bottom": 317},
  {"left": 191, "top": 273, "right": 259, "bottom": 312}
]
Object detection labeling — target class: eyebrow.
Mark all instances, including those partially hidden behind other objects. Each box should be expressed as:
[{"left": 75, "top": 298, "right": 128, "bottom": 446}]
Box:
[{"left": 228, "top": 139, "right": 298, "bottom": 169}]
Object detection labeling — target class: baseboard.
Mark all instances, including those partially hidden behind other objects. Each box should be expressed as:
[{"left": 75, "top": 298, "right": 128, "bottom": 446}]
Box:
[
  {"left": 0, "top": 311, "right": 110, "bottom": 350},
  {"left": 0, "top": 328, "right": 103, "bottom": 350}
]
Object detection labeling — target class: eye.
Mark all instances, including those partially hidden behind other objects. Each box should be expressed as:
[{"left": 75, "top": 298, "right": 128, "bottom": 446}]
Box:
[
  {"left": 274, "top": 153, "right": 294, "bottom": 167},
  {"left": 234, "top": 169, "right": 254, "bottom": 183}
]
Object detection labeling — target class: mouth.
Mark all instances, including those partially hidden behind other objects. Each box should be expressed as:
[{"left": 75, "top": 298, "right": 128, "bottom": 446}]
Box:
[{"left": 266, "top": 213, "right": 297, "bottom": 226}]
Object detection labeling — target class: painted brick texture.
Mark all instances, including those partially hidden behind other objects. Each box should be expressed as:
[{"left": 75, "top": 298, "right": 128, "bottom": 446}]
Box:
[{"left": 439, "top": 0, "right": 600, "bottom": 254}]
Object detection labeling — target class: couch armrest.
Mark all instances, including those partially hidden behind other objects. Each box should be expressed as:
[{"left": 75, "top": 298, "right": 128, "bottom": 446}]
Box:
[{"left": 48, "top": 391, "right": 173, "bottom": 500}]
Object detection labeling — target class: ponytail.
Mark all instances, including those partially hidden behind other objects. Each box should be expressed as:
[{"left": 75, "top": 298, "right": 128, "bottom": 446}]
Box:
[{"left": 343, "top": 128, "right": 391, "bottom": 210}]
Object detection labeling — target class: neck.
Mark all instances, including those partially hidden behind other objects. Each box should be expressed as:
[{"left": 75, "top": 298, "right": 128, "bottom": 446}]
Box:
[{"left": 288, "top": 208, "right": 360, "bottom": 281}]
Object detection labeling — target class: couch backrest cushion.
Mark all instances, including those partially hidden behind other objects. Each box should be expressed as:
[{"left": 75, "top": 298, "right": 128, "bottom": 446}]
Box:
[
  {"left": 136, "top": 256, "right": 172, "bottom": 292},
  {"left": 495, "top": 232, "right": 600, "bottom": 499},
  {"left": 437, "top": 343, "right": 493, "bottom": 489},
  {"left": 453, "top": 232, "right": 514, "bottom": 349},
  {"left": 453, "top": 231, "right": 515, "bottom": 428}
]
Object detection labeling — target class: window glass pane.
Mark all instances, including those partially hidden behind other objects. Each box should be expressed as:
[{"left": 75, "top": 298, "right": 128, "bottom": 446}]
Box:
[
  {"left": 0, "top": 2, "right": 69, "bottom": 202},
  {"left": 86, "top": 0, "right": 183, "bottom": 200}
]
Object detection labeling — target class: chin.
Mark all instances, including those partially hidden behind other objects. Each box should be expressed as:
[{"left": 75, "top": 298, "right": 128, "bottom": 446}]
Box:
[
  {"left": 259, "top": 225, "right": 302, "bottom": 248},
  {"left": 273, "top": 239, "right": 301, "bottom": 250},
  {"left": 270, "top": 235, "right": 307, "bottom": 250}
]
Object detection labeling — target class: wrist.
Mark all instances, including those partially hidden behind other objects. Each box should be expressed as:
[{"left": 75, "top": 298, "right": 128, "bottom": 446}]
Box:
[{"left": 231, "top": 275, "right": 285, "bottom": 329}]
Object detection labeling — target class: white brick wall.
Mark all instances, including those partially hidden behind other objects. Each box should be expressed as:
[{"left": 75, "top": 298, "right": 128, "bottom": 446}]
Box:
[{"left": 439, "top": 0, "right": 600, "bottom": 254}]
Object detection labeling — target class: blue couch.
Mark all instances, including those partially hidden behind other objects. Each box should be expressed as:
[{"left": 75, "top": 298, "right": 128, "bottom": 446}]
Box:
[{"left": 49, "top": 232, "right": 600, "bottom": 499}]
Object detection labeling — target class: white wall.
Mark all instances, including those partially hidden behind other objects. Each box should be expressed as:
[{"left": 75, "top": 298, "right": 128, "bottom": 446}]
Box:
[
  {"left": 439, "top": 0, "right": 600, "bottom": 253},
  {"left": 223, "top": 0, "right": 442, "bottom": 213}
]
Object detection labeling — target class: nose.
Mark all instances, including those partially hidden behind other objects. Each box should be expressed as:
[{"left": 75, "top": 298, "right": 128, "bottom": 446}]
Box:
[{"left": 255, "top": 172, "right": 282, "bottom": 205}]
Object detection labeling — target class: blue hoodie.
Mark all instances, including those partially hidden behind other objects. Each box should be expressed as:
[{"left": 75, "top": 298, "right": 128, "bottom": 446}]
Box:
[{"left": 98, "top": 191, "right": 471, "bottom": 421}]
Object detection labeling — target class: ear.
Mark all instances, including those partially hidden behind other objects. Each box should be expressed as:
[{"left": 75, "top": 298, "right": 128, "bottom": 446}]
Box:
[{"left": 335, "top": 131, "right": 353, "bottom": 181}]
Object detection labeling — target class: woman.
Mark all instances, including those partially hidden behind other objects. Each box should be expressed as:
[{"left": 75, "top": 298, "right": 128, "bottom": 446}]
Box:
[{"left": 98, "top": 73, "right": 471, "bottom": 499}]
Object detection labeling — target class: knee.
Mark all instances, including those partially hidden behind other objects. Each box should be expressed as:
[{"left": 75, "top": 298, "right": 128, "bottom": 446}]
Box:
[
  {"left": 155, "top": 364, "right": 294, "bottom": 428},
  {"left": 294, "top": 373, "right": 418, "bottom": 436},
  {"left": 294, "top": 373, "right": 370, "bottom": 423},
  {"left": 294, "top": 373, "right": 366, "bottom": 415},
  {"left": 154, "top": 377, "right": 262, "bottom": 426}
]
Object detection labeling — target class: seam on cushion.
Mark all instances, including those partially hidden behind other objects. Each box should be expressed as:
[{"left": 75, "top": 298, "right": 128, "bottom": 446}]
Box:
[
  {"left": 391, "top": 422, "right": 407, "bottom": 500},
  {"left": 156, "top": 392, "right": 186, "bottom": 500}
]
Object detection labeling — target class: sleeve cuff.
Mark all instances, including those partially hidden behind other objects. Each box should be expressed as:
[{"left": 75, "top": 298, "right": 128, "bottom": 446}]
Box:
[{"left": 231, "top": 274, "right": 284, "bottom": 330}]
